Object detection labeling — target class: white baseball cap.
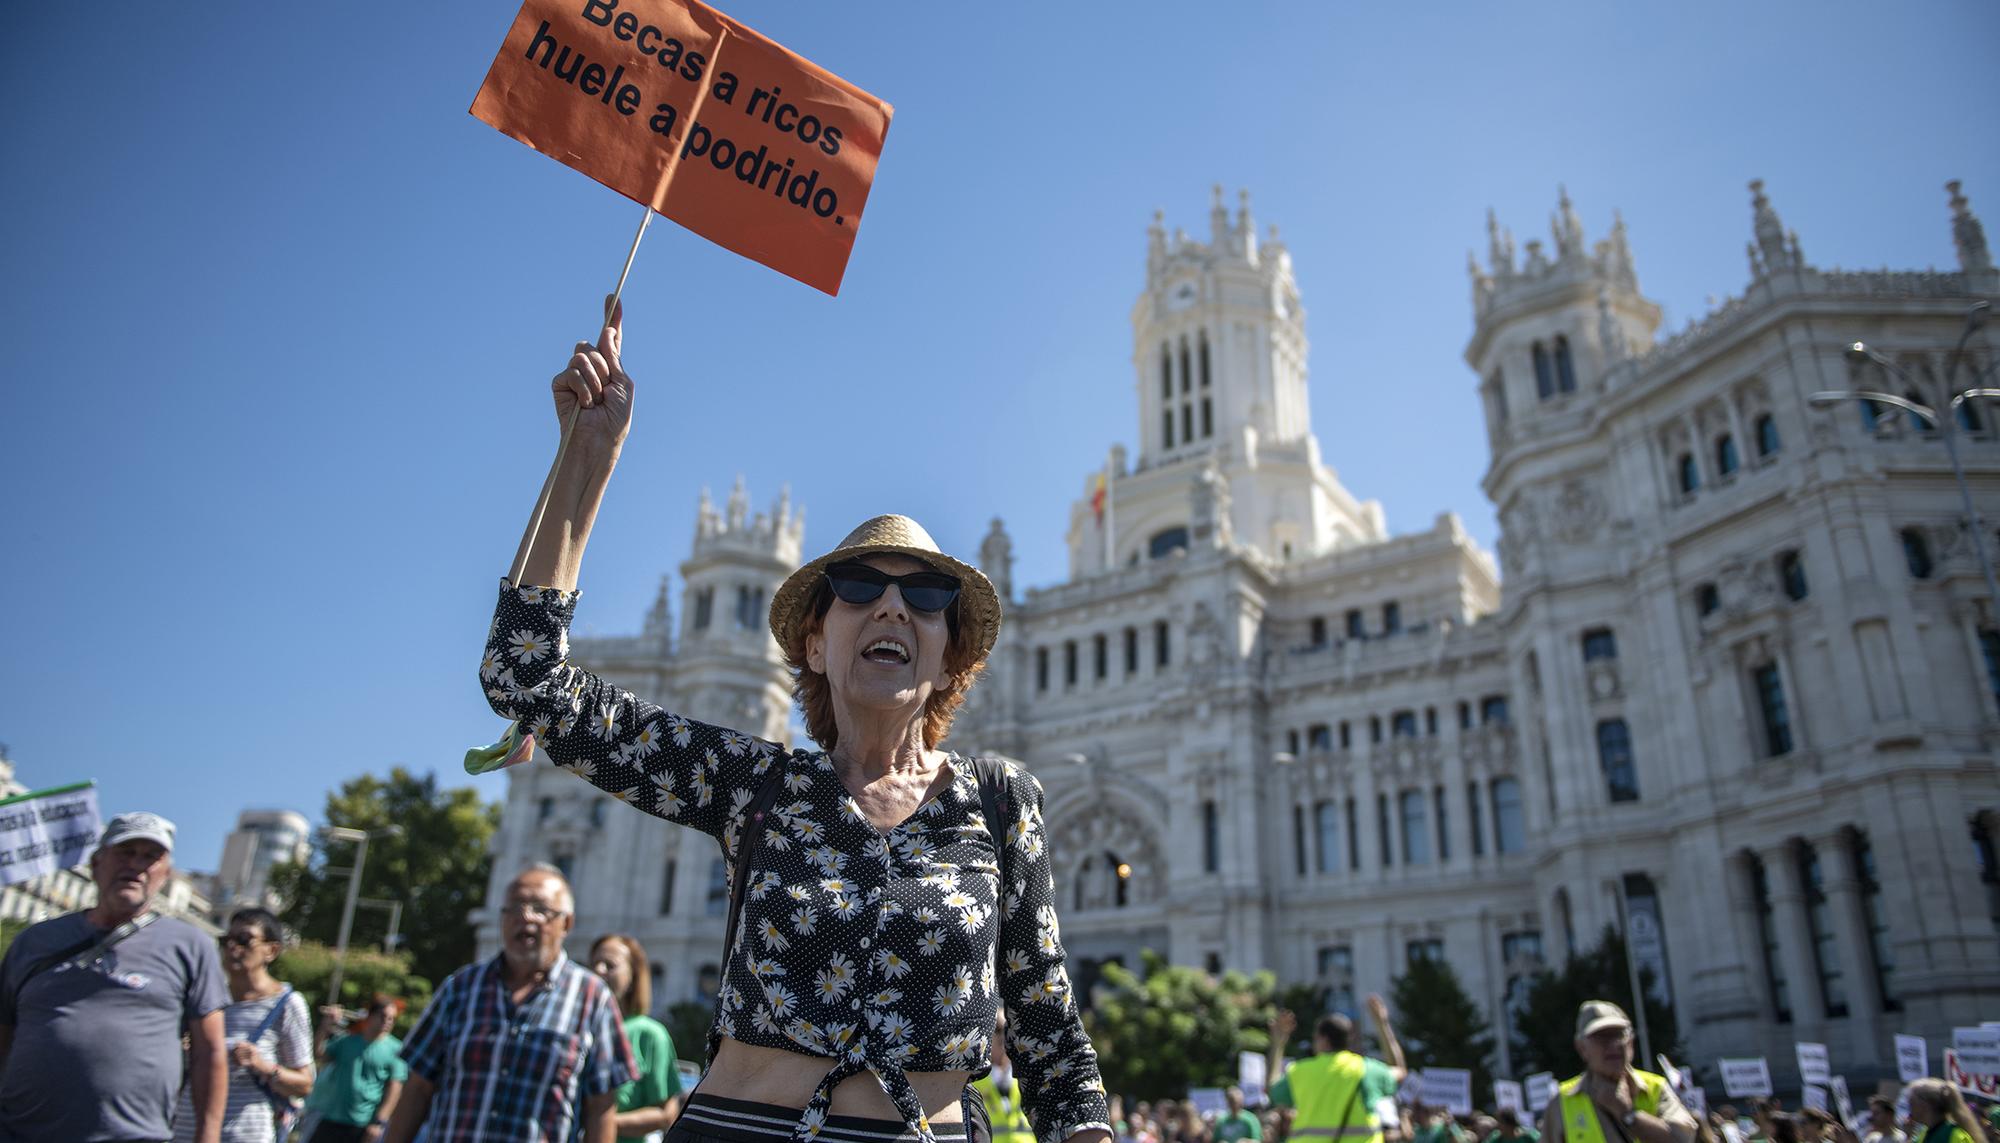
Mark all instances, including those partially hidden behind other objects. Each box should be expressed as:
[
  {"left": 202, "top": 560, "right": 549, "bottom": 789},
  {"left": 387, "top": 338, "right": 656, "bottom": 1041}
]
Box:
[{"left": 99, "top": 811, "right": 176, "bottom": 853}]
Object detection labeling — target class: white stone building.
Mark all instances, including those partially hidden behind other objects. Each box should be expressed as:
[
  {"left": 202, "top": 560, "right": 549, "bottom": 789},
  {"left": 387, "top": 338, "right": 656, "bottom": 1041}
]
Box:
[{"left": 478, "top": 181, "right": 2000, "bottom": 1084}]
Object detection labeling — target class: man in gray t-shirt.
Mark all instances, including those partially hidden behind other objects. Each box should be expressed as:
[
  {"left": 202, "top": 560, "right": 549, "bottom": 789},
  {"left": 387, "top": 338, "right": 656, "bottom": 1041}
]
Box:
[{"left": 0, "top": 811, "right": 229, "bottom": 1143}]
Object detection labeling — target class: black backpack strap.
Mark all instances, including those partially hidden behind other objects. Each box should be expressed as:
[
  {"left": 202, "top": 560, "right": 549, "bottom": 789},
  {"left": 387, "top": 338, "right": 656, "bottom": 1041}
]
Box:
[
  {"left": 711, "top": 760, "right": 787, "bottom": 1062},
  {"left": 970, "top": 756, "right": 1011, "bottom": 893}
]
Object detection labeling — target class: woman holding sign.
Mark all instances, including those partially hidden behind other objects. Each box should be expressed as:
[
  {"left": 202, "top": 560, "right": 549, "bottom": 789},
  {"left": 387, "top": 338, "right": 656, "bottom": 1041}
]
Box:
[{"left": 478, "top": 307, "right": 1112, "bottom": 1143}]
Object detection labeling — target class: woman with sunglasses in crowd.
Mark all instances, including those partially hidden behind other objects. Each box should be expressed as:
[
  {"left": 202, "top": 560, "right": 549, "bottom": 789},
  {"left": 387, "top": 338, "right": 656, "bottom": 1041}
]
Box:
[
  {"left": 478, "top": 306, "right": 1110, "bottom": 1143},
  {"left": 171, "top": 907, "right": 315, "bottom": 1142}
]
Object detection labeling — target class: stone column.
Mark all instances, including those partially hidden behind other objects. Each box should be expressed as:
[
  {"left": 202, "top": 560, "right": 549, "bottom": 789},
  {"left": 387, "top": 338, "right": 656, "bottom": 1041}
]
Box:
[
  {"left": 1758, "top": 843, "right": 1828, "bottom": 1034},
  {"left": 1815, "top": 830, "right": 1885, "bottom": 1063},
  {"left": 1354, "top": 757, "right": 1381, "bottom": 885}
]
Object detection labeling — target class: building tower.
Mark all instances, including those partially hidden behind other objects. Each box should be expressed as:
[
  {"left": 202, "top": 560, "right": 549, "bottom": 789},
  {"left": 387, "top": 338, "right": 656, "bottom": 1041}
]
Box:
[
  {"left": 1069, "top": 188, "right": 1384, "bottom": 576},
  {"left": 678, "top": 477, "right": 804, "bottom": 743},
  {"left": 214, "top": 809, "right": 312, "bottom": 912}
]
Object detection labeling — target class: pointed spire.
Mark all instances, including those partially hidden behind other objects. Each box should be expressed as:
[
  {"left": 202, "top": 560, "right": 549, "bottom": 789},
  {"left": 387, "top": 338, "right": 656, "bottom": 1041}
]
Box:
[
  {"left": 1235, "top": 188, "right": 1257, "bottom": 260},
  {"left": 726, "top": 475, "right": 748, "bottom": 530},
  {"left": 1487, "top": 208, "right": 1515, "bottom": 277},
  {"left": 1748, "top": 179, "right": 1797, "bottom": 275},
  {"left": 644, "top": 575, "right": 673, "bottom": 638},
  {"left": 1948, "top": 180, "right": 1993, "bottom": 274},
  {"left": 1209, "top": 184, "right": 1229, "bottom": 245},
  {"left": 696, "top": 485, "right": 718, "bottom": 539},
  {"left": 1147, "top": 208, "right": 1166, "bottom": 280},
  {"left": 1553, "top": 184, "right": 1586, "bottom": 261}
]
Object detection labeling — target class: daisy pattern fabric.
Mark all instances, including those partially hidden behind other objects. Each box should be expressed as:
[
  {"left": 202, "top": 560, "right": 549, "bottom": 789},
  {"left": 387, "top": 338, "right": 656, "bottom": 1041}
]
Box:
[{"left": 484, "top": 582, "right": 1112, "bottom": 1143}]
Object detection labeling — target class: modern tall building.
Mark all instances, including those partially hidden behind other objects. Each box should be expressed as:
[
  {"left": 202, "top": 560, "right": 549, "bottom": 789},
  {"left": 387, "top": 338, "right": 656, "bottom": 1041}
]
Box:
[
  {"left": 213, "top": 809, "right": 312, "bottom": 912},
  {"left": 479, "top": 181, "right": 2000, "bottom": 1084}
]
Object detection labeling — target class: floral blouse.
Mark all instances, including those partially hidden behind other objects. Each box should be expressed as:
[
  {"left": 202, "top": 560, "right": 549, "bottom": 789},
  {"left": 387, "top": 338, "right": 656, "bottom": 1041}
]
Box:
[{"left": 483, "top": 582, "right": 1111, "bottom": 1143}]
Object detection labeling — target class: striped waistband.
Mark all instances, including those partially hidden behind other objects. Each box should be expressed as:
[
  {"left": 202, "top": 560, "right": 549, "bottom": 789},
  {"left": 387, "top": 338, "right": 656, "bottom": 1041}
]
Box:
[{"left": 679, "top": 1092, "right": 970, "bottom": 1143}]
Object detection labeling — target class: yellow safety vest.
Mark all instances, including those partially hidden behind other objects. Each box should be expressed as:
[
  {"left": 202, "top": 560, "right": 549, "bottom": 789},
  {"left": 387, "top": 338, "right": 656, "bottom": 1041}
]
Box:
[
  {"left": 974, "top": 1074, "right": 1035, "bottom": 1143},
  {"left": 1289, "top": 1051, "right": 1381, "bottom": 1143},
  {"left": 1558, "top": 1071, "right": 1667, "bottom": 1143}
]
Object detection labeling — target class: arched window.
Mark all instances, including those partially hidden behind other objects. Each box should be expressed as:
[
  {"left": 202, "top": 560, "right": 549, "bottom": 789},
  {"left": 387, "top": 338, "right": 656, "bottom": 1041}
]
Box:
[
  {"left": 1716, "top": 435, "right": 1739, "bottom": 477},
  {"left": 1399, "top": 790, "right": 1429, "bottom": 864},
  {"left": 1179, "top": 337, "right": 1192, "bottom": 394},
  {"left": 1554, "top": 334, "right": 1577, "bottom": 394},
  {"left": 1202, "top": 800, "right": 1220, "bottom": 873},
  {"left": 1160, "top": 344, "right": 1172, "bottom": 399},
  {"left": 1163, "top": 408, "right": 1175, "bottom": 450},
  {"left": 1756, "top": 414, "right": 1781, "bottom": 457},
  {"left": 1597, "top": 719, "right": 1639, "bottom": 802},
  {"left": 1779, "top": 550, "right": 1809, "bottom": 601},
  {"left": 1901, "top": 528, "right": 1933, "bottom": 579},
  {"left": 1382, "top": 601, "right": 1402, "bottom": 634},
  {"left": 1199, "top": 329, "right": 1212, "bottom": 388},
  {"left": 1695, "top": 583, "right": 1720, "bottom": 617},
  {"left": 1753, "top": 662, "right": 1793, "bottom": 756},
  {"left": 1180, "top": 403, "right": 1192, "bottom": 445},
  {"left": 1491, "top": 778, "right": 1525, "bottom": 853},
  {"left": 1148, "top": 526, "right": 1189, "bottom": 560},
  {"left": 1391, "top": 710, "right": 1418, "bottom": 739},
  {"left": 1678, "top": 454, "right": 1701, "bottom": 495},
  {"left": 1533, "top": 342, "right": 1555, "bottom": 400},
  {"left": 1201, "top": 396, "right": 1213, "bottom": 438}
]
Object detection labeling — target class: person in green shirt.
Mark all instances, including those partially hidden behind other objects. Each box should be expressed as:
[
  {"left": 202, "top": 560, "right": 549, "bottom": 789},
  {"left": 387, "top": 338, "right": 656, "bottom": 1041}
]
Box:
[
  {"left": 304, "top": 993, "right": 409, "bottom": 1143},
  {"left": 1215, "top": 1086, "right": 1263, "bottom": 1143},
  {"left": 591, "top": 934, "right": 685, "bottom": 1142},
  {"left": 1411, "top": 1105, "right": 1471, "bottom": 1143},
  {"left": 1265, "top": 995, "right": 1408, "bottom": 1143}
]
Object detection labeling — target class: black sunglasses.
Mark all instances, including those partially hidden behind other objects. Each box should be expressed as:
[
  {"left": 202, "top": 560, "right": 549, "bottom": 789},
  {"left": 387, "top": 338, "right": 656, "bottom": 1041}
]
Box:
[{"left": 824, "top": 562, "right": 961, "bottom": 613}]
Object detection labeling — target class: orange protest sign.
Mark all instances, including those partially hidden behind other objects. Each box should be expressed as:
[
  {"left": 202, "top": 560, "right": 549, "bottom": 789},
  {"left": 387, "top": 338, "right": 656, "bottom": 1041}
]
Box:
[{"left": 472, "top": 0, "right": 892, "bottom": 295}]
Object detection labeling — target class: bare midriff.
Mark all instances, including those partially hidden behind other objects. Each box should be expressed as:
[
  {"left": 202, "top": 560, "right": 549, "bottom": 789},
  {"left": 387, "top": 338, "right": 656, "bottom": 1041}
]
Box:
[{"left": 697, "top": 1037, "right": 971, "bottom": 1122}]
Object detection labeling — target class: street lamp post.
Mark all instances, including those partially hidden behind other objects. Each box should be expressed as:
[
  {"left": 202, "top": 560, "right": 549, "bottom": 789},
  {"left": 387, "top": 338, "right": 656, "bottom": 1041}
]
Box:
[
  {"left": 323, "top": 825, "right": 400, "bottom": 1009},
  {"left": 1811, "top": 301, "right": 2000, "bottom": 614}
]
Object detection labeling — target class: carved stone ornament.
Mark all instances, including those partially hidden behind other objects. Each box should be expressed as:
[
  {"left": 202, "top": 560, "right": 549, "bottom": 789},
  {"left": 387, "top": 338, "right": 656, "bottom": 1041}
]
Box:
[{"left": 1548, "top": 478, "right": 1608, "bottom": 543}]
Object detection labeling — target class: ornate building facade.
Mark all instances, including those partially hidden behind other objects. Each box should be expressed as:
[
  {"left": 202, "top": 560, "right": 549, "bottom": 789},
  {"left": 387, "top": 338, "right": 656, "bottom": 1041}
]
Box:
[{"left": 479, "top": 181, "right": 2000, "bottom": 1084}]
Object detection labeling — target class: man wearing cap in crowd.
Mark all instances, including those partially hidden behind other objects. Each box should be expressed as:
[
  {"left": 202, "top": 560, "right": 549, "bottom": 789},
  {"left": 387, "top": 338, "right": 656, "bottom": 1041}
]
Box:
[
  {"left": 1542, "top": 1001, "right": 1695, "bottom": 1143},
  {"left": 0, "top": 811, "right": 230, "bottom": 1143}
]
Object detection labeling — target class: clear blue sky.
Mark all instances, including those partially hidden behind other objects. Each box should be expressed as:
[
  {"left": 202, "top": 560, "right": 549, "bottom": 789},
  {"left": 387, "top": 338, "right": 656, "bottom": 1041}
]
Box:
[{"left": 4, "top": 1, "right": 1995, "bottom": 872}]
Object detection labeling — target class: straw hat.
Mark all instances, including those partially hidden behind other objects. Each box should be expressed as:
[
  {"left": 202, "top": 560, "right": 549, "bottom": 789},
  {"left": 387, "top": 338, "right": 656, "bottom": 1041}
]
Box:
[{"left": 768, "top": 515, "right": 1002, "bottom": 662}]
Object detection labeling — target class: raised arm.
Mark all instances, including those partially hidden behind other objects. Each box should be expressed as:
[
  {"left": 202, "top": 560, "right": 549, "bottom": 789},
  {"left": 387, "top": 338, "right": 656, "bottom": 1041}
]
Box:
[
  {"left": 1367, "top": 994, "right": 1406, "bottom": 1082},
  {"left": 515, "top": 300, "right": 633, "bottom": 593},
  {"left": 484, "top": 302, "right": 785, "bottom": 842}
]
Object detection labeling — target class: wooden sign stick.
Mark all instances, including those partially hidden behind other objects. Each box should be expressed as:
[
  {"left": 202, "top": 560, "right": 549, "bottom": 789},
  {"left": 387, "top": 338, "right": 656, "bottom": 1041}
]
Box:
[{"left": 507, "top": 27, "right": 731, "bottom": 589}]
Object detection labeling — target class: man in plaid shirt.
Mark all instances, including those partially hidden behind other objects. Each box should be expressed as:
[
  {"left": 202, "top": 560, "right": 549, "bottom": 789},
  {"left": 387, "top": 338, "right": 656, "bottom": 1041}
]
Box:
[{"left": 384, "top": 867, "right": 634, "bottom": 1143}]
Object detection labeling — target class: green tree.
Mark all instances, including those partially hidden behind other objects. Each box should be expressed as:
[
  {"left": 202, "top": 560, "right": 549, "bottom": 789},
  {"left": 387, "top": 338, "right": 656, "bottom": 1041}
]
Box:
[
  {"left": 1390, "top": 955, "right": 1495, "bottom": 1100},
  {"left": 1509, "top": 926, "right": 1681, "bottom": 1077},
  {"left": 272, "top": 940, "right": 433, "bottom": 1034},
  {"left": 1083, "top": 950, "right": 1287, "bottom": 1101},
  {"left": 666, "top": 1001, "right": 715, "bottom": 1068},
  {"left": 268, "top": 768, "right": 500, "bottom": 988}
]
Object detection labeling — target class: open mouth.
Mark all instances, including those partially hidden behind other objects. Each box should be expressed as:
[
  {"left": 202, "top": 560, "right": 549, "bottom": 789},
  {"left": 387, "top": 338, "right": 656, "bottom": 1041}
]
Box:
[{"left": 862, "top": 639, "right": 910, "bottom": 665}]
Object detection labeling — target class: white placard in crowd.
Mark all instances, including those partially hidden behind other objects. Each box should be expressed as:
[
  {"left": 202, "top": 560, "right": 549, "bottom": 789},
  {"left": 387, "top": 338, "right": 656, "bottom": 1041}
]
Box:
[
  {"left": 1953, "top": 1027, "right": 2000, "bottom": 1076},
  {"left": 1685, "top": 1088, "right": 1709, "bottom": 1117},
  {"left": 1895, "top": 1034, "right": 1929, "bottom": 1083},
  {"left": 0, "top": 782, "right": 99, "bottom": 886},
  {"left": 1494, "top": 1081, "right": 1524, "bottom": 1115},
  {"left": 1829, "top": 1076, "right": 1854, "bottom": 1126},
  {"left": 1946, "top": 1049, "right": 2000, "bottom": 1100},
  {"left": 1525, "top": 1072, "right": 1558, "bottom": 1112},
  {"left": 1240, "top": 1051, "right": 1267, "bottom": 1107},
  {"left": 1720, "top": 1058, "right": 1773, "bottom": 1099},
  {"left": 1188, "top": 1089, "right": 1227, "bottom": 1119},
  {"left": 1802, "top": 1086, "right": 1827, "bottom": 1113},
  {"left": 1421, "top": 1068, "right": 1475, "bottom": 1117},
  {"left": 1795, "top": 1042, "right": 1831, "bottom": 1087}
]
